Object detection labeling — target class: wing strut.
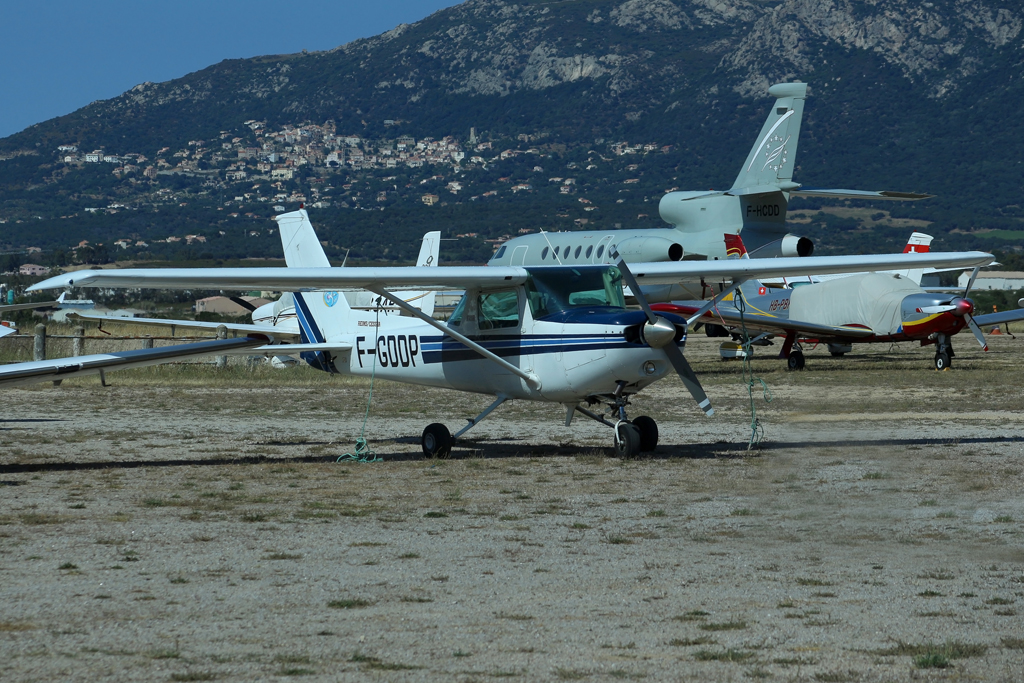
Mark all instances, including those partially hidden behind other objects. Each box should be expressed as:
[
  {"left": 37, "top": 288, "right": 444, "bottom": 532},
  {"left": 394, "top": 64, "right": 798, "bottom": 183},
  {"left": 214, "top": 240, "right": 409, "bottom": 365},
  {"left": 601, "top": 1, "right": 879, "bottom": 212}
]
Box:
[
  {"left": 684, "top": 281, "right": 745, "bottom": 328},
  {"left": 366, "top": 286, "right": 541, "bottom": 390}
]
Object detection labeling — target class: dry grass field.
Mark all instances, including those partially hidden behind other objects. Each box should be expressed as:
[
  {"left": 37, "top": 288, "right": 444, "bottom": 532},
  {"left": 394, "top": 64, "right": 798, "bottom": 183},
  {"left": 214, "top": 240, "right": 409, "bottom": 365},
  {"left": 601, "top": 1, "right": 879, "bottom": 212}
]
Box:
[{"left": 2, "top": 330, "right": 1023, "bottom": 682}]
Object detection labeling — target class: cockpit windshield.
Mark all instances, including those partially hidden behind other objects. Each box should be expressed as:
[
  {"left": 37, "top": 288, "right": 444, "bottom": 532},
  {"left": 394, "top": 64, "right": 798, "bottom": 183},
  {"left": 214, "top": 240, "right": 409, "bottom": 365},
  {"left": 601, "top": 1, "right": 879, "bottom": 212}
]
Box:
[{"left": 524, "top": 266, "right": 626, "bottom": 319}]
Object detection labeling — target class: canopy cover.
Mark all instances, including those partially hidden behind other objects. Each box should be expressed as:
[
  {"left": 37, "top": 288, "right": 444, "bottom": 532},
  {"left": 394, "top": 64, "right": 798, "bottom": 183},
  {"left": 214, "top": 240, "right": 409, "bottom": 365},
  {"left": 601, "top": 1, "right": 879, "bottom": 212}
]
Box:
[{"left": 789, "top": 273, "right": 921, "bottom": 335}]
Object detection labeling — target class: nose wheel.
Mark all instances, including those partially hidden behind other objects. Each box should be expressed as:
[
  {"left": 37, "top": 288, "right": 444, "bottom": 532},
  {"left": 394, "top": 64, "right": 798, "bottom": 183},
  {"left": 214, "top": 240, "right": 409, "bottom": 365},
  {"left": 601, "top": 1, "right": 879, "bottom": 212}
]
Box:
[{"left": 612, "top": 416, "right": 659, "bottom": 458}]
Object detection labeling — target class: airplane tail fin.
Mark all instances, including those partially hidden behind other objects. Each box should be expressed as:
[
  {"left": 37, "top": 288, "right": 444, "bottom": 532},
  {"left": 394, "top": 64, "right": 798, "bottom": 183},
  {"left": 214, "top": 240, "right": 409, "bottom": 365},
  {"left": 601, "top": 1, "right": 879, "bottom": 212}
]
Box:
[
  {"left": 275, "top": 208, "right": 332, "bottom": 268},
  {"left": 897, "top": 232, "right": 934, "bottom": 284},
  {"left": 275, "top": 209, "right": 350, "bottom": 365},
  {"left": 903, "top": 232, "right": 933, "bottom": 254},
  {"left": 732, "top": 83, "right": 807, "bottom": 191},
  {"left": 723, "top": 234, "right": 768, "bottom": 301},
  {"left": 412, "top": 231, "right": 440, "bottom": 316},
  {"left": 724, "top": 233, "right": 749, "bottom": 259}
]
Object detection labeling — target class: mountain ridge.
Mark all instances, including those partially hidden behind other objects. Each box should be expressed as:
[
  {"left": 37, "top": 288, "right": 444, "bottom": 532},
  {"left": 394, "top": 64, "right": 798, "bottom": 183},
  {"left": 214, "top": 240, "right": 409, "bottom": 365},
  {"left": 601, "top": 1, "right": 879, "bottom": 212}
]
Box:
[{"left": 1, "top": 0, "right": 1022, "bottom": 262}]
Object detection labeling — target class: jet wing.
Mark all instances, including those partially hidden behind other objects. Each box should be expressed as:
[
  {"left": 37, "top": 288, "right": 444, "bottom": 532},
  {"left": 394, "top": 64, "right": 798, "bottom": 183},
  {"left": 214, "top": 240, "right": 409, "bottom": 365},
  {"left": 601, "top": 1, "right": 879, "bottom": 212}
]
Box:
[
  {"left": 652, "top": 303, "right": 874, "bottom": 339},
  {"left": 29, "top": 252, "right": 993, "bottom": 293},
  {"left": 789, "top": 189, "right": 933, "bottom": 200},
  {"left": 0, "top": 337, "right": 266, "bottom": 389},
  {"left": 68, "top": 312, "right": 300, "bottom": 338}
]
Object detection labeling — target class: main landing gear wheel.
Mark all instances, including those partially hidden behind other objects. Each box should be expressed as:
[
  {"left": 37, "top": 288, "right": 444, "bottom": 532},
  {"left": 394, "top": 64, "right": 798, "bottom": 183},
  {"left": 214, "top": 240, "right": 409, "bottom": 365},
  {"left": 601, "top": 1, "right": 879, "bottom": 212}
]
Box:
[
  {"left": 421, "top": 423, "right": 452, "bottom": 459},
  {"left": 934, "top": 351, "right": 952, "bottom": 371},
  {"left": 787, "top": 351, "right": 806, "bottom": 371},
  {"left": 632, "top": 416, "right": 659, "bottom": 452},
  {"left": 613, "top": 423, "right": 642, "bottom": 459}
]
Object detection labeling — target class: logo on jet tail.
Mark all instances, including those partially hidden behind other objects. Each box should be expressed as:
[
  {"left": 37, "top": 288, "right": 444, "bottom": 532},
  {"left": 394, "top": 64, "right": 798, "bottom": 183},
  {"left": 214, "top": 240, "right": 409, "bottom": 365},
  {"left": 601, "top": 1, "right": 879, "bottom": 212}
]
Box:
[{"left": 761, "top": 134, "right": 790, "bottom": 172}]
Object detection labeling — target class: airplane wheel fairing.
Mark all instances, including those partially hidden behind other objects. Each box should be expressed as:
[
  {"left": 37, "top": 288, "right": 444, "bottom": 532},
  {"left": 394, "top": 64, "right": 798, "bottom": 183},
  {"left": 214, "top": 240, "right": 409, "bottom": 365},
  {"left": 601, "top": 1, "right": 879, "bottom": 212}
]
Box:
[
  {"left": 633, "top": 416, "right": 659, "bottom": 452},
  {"left": 787, "top": 351, "right": 805, "bottom": 371},
  {"left": 422, "top": 423, "right": 452, "bottom": 458},
  {"left": 934, "top": 352, "right": 951, "bottom": 371},
  {"left": 614, "top": 424, "right": 641, "bottom": 459}
]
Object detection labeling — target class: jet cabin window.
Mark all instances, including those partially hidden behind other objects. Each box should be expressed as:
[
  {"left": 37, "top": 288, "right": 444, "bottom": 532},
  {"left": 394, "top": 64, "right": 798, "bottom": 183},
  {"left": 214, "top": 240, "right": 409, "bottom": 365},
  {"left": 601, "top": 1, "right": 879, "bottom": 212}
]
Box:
[{"left": 524, "top": 266, "right": 626, "bottom": 319}]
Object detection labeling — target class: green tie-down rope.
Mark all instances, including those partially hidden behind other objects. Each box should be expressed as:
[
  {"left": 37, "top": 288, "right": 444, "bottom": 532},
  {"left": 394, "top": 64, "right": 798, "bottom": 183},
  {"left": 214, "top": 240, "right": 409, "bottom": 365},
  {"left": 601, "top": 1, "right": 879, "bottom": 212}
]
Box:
[
  {"left": 734, "top": 289, "right": 772, "bottom": 450},
  {"left": 338, "top": 309, "right": 382, "bottom": 463}
]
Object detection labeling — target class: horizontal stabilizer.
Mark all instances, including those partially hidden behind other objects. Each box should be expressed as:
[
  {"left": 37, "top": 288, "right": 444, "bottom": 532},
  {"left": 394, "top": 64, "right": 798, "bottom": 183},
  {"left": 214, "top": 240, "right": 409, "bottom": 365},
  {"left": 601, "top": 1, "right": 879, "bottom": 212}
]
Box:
[
  {"left": 68, "top": 312, "right": 298, "bottom": 337},
  {"left": 790, "top": 189, "right": 933, "bottom": 200},
  {"left": 246, "top": 342, "right": 352, "bottom": 355}
]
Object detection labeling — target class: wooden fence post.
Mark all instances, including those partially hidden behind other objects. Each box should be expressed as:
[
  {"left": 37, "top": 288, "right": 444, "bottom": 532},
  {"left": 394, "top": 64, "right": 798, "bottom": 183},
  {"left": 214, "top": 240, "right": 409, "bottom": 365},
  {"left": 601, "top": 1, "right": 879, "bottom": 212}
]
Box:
[
  {"left": 33, "top": 324, "right": 46, "bottom": 361},
  {"left": 216, "top": 325, "right": 228, "bottom": 368},
  {"left": 73, "top": 326, "right": 85, "bottom": 357}
]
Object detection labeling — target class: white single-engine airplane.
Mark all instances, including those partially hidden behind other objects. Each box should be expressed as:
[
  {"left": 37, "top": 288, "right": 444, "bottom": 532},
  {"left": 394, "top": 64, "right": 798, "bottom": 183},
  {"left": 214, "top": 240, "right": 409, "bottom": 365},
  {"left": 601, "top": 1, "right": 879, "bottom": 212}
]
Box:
[{"left": 26, "top": 212, "right": 992, "bottom": 457}]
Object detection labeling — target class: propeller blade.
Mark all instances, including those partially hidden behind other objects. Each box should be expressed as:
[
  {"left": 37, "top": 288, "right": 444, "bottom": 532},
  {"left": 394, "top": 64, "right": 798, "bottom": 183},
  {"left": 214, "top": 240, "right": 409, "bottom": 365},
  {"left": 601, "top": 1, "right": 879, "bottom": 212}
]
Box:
[
  {"left": 612, "top": 250, "right": 657, "bottom": 325},
  {"left": 613, "top": 249, "right": 713, "bottom": 417},
  {"left": 663, "top": 343, "right": 714, "bottom": 417},
  {"left": 963, "top": 266, "right": 980, "bottom": 298},
  {"left": 964, "top": 314, "right": 989, "bottom": 351}
]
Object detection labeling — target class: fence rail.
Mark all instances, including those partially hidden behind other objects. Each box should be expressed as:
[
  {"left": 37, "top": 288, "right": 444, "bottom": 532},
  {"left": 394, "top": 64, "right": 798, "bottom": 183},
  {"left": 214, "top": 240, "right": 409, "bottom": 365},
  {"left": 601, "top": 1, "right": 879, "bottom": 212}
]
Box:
[{"left": 0, "top": 324, "right": 242, "bottom": 367}]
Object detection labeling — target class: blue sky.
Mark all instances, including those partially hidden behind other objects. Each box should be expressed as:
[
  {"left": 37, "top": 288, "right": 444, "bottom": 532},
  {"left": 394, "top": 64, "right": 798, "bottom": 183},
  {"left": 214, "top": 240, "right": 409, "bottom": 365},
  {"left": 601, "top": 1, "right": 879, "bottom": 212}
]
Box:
[{"left": 0, "top": 0, "right": 459, "bottom": 139}]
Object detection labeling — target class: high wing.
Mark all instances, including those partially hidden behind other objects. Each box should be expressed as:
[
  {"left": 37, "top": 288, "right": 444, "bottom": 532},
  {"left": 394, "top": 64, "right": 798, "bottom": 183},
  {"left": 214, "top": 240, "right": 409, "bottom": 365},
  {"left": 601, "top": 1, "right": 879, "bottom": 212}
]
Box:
[
  {"left": 0, "top": 300, "right": 61, "bottom": 313},
  {"left": 0, "top": 337, "right": 263, "bottom": 389},
  {"left": 29, "top": 252, "right": 993, "bottom": 293},
  {"left": 0, "top": 336, "right": 352, "bottom": 389},
  {"left": 972, "top": 308, "right": 1024, "bottom": 327},
  {"left": 789, "top": 189, "right": 933, "bottom": 200},
  {"left": 66, "top": 311, "right": 300, "bottom": 339},
  {"left": 652, "top": 302, "right": 874, "bottom": 340}
]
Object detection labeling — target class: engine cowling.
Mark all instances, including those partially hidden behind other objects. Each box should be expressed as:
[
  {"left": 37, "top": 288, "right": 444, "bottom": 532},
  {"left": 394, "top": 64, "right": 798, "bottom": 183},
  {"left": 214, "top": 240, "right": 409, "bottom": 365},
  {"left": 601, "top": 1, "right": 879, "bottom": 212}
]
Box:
[
  {"left": 614, "top": 236, "right": 684, "bottom": 262},
  {"left": 748, "top": 234, "right": 814, "bottom": 258}
]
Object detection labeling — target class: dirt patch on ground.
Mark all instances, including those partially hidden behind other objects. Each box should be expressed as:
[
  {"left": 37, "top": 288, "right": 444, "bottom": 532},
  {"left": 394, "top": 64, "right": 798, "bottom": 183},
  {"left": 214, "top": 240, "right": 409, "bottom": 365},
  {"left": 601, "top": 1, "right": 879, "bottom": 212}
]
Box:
[{"left": 2, "top": 336, "right": 1023, "bottom": 681}]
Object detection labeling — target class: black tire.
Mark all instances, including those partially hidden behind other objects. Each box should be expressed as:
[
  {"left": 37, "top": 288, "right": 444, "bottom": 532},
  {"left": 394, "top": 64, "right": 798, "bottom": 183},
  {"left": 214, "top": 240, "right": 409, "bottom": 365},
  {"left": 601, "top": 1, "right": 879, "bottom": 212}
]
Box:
[
  {"left": 421, "top": 423, "right": 452, "bottom": 458},
  {"left": 613, "top": 424, "right": 642, "bottom": 459},
  {"left": 787, "top": 351, "right": 805, "bottom": 371},
  {"left": 934, "top": 352, "right": 951, "bottom": 371},
  {"left": 632, "top": 416, "right": 659, "bottom": 452}
]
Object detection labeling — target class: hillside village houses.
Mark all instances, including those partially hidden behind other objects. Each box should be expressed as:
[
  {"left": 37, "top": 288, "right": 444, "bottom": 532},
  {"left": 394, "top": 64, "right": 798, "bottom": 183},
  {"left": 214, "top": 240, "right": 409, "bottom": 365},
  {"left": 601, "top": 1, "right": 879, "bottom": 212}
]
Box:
[{"left": 55, "top": 120, "right": 662, "bottom": 193}]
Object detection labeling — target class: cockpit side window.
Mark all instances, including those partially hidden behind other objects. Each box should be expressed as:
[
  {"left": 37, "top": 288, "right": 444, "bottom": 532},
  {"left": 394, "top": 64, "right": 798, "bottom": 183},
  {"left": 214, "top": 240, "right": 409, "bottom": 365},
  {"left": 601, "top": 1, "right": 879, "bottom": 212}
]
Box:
[
  {"left": 525, "top": 266, "right": 626, "bottom": 319},
  {"left": 447, "top": 294, "right": 467, "bottom": 327},
  {"left": 478, "top": 290, "right": 520, "bottom": 330}
]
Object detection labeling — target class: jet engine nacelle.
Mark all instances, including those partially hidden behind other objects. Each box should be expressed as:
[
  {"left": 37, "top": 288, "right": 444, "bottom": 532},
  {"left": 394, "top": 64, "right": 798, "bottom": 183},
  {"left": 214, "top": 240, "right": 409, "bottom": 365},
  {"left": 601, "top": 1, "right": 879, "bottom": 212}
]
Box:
[
  {"left": 615, "top": 236, "right": 684, "bottom": 263},
  {"left": 748, "top": 234, "right": 814, "bottom": 258}
]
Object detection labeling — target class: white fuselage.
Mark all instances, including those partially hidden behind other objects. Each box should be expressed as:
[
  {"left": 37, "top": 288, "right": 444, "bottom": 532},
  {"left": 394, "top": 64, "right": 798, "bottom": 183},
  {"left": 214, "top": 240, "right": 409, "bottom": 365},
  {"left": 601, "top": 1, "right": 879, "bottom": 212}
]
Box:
[{"left": 292, "top": 291, "right": 675, "bottom": 404}]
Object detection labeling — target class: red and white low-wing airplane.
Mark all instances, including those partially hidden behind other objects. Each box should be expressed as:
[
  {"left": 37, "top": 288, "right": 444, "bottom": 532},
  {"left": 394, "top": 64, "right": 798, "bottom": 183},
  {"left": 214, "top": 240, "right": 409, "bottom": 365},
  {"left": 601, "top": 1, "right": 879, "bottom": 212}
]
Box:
[
  {"left": 650, "top": 234, "right": 1022, "bottom": 370},
  {"left": 22, "top": 211, "right": 992, "bottom": 456}
]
